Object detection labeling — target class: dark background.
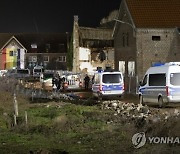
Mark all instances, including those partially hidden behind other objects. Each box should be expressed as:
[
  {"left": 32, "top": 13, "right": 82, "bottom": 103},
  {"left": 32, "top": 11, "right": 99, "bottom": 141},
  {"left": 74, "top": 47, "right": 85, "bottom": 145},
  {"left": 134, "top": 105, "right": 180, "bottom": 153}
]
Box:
[{"left": 0, "top": 0, "right": 121, "bottom": 33}]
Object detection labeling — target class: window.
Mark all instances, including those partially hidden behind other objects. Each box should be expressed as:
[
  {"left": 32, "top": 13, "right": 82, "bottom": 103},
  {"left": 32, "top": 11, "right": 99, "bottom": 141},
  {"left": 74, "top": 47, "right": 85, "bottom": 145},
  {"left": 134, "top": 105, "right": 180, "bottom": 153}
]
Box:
[
  {"left": 13, "top": 51, "right": 18, "bottom": 56},
  {"left": 9, "top": 51, "right": 13, "bottom": 56},
  {"left": 119, "top": 61, "right": 125, "bottom": 76},
  {"left": 128, "top": 61, "right": 135, "bottom": 77},
  {"left": 170, "top": 73, "right": 180, "bottom": 86},
  {"left": 43, "top": 56, "right": 49, "bottom": 62},
  {"left": 102, "top": 74, "right": 122, "bottom": 83},
  {"left": 43, "top": 73, "right": 54, "bottom": 80},
  {"left": 94, "top": 74, "right": 100, "bottom": 84},
  {"left": 31, "top": 43, "right": 37, "bottom": 49},
  {"left": 46, "top": 44, "right": 50, "bottom": 52},
  {"left": 9, "top": 50, "right": 18, "bottom": 56},
  {"left": 57, "top": 56, "right": 66, "bottom": 62},
  {"left": 122, "top": 33, "right": 125, "bottom": 47},
  {"left": 149, "top": 74, "right": 166, "bottom": 86},
  {"left": 17, "top": 69, "right": 30, "bottom": 74},
  {"left": 141, "top": 75, "right": 148, "bottom": 86},
  {"left": 126, "top": 33, "right": 129, "bottom": 46},
  {"left": 152, "top": 36, "right": 161, "bottom": 41},
  {"left": 28, "top": 56, "right": 37, "bottom": 62}
]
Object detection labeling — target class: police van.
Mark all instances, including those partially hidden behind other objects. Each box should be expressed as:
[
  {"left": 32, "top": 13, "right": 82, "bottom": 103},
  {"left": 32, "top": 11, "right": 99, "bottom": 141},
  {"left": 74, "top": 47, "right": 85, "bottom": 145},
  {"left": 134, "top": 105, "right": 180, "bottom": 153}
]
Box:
[
  {"left": 139, "top": 62, "right": 180, "bottom": 107},
  {"left": 92, "top": 70, "right": 124, "bottom": 100}
]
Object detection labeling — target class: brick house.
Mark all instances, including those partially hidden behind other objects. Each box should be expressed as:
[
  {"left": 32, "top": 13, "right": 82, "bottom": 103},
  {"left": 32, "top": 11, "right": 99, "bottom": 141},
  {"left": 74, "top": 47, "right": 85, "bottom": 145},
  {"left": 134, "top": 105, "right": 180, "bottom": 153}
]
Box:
[
  {"left": 0, "top": 33, "right": 68, "bottom": 70},
  {"left": 113, "top": 0, "right": 180, "bottom": 93},
  {"left": 72, "top": 16, "right": 114, "bottom": 74}
]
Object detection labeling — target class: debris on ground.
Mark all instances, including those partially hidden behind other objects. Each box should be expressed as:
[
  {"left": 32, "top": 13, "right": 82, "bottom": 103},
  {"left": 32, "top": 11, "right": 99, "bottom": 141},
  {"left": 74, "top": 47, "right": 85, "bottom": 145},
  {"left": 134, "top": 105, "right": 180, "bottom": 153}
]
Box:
[{"left": 101, "top": 100, "right": 180, "bottom": 126}]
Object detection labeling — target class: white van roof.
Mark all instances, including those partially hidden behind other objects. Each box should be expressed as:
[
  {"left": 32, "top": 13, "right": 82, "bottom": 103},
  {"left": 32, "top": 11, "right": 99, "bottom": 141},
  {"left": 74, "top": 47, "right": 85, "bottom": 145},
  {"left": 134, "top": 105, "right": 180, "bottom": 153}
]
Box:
[
  {"left": 146, "top": 62, "right": 180, "bottom": 74},
  {"left": 95, "top": 71, "right": 122, "bottom": 74}
]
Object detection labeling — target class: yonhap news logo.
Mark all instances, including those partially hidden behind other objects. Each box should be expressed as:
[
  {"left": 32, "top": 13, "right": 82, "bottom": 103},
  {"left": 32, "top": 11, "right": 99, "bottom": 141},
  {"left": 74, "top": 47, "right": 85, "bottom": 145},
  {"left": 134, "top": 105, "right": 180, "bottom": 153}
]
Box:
[
  {"left": 132, "top": 132, "right": 180, "bottom": 148},
  {"left": 132, "top": 132, "right": 146, "bottom": 148}
]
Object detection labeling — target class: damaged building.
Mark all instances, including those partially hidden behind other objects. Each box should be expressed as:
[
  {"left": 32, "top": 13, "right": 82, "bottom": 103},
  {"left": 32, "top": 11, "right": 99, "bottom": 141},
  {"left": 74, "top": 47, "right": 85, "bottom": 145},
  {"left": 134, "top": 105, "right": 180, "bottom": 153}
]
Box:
[{"left": 72, "top": 16, "right": 115, "bottom": 74}]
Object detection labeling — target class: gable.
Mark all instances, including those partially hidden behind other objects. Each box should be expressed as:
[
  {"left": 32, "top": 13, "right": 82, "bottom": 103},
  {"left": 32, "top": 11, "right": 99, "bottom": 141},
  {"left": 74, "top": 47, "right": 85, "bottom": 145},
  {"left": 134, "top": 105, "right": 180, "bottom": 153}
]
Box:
[{"left": 1, "top": 36, "right": 27, "bottom": 52}]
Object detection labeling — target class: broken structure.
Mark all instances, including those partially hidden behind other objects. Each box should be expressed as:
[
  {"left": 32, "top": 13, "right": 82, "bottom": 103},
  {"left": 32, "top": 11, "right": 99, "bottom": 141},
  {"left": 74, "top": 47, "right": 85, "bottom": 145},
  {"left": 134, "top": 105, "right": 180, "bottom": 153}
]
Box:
[{"left": 72, "top": 16, "right": 114, "bottom": 74}]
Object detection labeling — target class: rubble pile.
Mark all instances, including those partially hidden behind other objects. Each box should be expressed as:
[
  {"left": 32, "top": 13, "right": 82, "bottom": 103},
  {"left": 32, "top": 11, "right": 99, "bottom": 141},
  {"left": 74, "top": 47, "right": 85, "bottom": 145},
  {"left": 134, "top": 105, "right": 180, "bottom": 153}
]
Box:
[
  {"left": 102, "top": 100, "right": 150, "bottom": 117},
  {"left": 49, "top": 92, "right": 74, "bottom": 101},
  {"left": 101, "top": 100, "right": 180, "bottom": 125}
]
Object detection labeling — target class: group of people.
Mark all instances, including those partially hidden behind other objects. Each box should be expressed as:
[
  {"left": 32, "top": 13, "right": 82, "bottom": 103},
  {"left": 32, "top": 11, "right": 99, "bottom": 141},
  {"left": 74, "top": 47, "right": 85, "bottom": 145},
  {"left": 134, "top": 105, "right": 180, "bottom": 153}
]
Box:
[
  {"left": 52, "top": 74, "right": 65, "bottom": 91},
  {"left": 52, "top": 73, "right": 92, "bottom": 91}
]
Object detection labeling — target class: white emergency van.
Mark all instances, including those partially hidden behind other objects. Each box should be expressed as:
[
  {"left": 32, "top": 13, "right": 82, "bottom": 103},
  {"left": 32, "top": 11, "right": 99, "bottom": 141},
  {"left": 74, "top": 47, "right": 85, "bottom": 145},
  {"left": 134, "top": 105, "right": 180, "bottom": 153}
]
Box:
[
  {"left": 139, "top": 62, "right": 180, "bottom": 107},
  {"left": 92, "top": 71, "right": 124, "bottom": 100}
]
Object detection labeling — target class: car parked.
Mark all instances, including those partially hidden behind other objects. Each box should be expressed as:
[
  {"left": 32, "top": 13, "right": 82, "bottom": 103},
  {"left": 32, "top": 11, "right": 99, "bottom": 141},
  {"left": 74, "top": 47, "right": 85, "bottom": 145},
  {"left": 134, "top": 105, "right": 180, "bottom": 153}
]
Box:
[
  {"left": 62, "top": 73, "right": 83, "bottom": 91},
  {"left": 0, "top": 70, "right": 8, "bottom": 77},
  {"left": 5, "top": 68, "right": 30, "bottom": 79}
]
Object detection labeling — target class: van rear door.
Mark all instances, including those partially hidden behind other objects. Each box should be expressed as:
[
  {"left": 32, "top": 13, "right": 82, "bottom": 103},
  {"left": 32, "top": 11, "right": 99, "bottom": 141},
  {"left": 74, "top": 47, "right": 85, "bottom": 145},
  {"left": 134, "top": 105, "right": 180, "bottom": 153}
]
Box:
[
  {"left": 102, "top": 73, "right": 123, "bottom": 92},
  {"left": 169, "top": 73, "right": 180, "bottom": 100}
]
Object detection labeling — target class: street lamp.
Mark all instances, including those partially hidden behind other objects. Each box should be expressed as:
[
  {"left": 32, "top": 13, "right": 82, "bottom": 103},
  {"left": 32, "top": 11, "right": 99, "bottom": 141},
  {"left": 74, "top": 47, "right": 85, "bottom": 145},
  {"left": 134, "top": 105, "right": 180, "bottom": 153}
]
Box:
[{"left": 112, "top": 19, "right": 136, "bottom": 37}]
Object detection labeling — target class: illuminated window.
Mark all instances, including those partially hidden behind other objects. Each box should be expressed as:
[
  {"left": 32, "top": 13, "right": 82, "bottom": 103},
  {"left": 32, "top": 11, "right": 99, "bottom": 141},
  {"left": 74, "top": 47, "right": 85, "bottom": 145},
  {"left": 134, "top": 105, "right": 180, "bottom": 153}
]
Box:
[{"left": 31, "top": 43, "right": 37, "bottom": 48}]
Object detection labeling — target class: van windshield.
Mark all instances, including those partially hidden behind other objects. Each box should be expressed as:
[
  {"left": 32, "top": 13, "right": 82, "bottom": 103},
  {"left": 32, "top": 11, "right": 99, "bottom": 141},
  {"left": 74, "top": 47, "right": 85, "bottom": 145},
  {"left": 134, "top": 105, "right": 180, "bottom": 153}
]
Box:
[
  {"left": 102, "top": 74, "right": 121, "bottom": 83},
  {"left": 17, "top": 69, "right": 29, "bottom": 74},
  {"left": 34, "top": 69, "right": 42, "bottom": 73},
  {"left": 170, "top": 73, "right": 180, "bottom": 86},
  {"left": 44, "top": 73, "right": 53, "bottom": 79}
]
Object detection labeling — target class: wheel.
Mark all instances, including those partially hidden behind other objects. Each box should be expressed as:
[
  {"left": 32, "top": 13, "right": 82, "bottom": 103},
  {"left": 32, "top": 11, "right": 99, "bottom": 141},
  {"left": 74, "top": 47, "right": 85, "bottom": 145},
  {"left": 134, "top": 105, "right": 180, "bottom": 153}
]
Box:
[
  {"left": 120, "top": 95, "right": 124, "bottom": 99},
  {"left": 158, "top": 96, "right": 164, "bottom": 108},
  {"left": 139, "top": 95, "right": 145, "bottom": 105}
]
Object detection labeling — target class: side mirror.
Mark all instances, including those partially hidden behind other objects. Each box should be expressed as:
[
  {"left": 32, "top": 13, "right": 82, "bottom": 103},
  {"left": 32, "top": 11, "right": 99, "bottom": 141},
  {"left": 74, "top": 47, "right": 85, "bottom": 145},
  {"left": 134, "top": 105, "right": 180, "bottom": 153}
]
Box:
[{"left": 139, "top": 81, "right": 143, "bottom": 86}]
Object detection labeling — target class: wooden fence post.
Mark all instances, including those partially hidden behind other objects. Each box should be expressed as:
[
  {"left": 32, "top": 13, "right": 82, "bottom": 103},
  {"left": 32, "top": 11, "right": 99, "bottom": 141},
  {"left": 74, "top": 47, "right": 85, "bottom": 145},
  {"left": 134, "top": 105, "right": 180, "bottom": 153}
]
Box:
[{"left": 13, "top": 93, "right": 19, "bottom": 117}]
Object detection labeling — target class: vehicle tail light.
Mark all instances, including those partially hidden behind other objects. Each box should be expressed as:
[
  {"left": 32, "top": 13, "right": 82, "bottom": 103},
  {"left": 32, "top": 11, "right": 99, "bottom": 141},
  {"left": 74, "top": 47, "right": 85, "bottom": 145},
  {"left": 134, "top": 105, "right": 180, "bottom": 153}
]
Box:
[
  {"left": 99, "top": 84, "right": 102, "bottom": 91},
  {"left": 123, "top": 84, "right": 125, "bottom": 90},
  {"left": 79, "top": 81, "right": 82, "bottom": 87},
  {"left": 166, "top": 86, "right": 169, "bottom": 96},
  {"left": 64, "top": 82, "right": 68, "bottom": 88}
]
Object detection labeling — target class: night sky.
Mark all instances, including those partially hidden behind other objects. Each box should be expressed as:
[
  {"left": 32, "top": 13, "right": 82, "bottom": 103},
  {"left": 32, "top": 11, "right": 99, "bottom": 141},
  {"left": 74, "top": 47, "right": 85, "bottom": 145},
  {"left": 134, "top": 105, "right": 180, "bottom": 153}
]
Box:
[{"left": 0, "top": 0, "right": 121, "bottom": 33}]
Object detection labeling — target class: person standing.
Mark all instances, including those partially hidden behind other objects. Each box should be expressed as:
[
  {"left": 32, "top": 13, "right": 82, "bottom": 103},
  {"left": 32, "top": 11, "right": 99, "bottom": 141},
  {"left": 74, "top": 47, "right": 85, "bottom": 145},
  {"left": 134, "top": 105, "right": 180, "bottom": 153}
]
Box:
[
  {"left": 52, "top": 75, "right": 57, "bottom": 91},
  {"left": 84, "top": 74, "right": 90, "bottom": 90}
]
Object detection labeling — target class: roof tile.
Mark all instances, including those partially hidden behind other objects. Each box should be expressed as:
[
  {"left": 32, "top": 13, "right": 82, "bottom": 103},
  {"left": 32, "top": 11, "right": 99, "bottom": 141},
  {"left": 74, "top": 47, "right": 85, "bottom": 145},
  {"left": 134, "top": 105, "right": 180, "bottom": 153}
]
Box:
[{"left": 126, "top": 0, "right": 180, "bottom": 28}]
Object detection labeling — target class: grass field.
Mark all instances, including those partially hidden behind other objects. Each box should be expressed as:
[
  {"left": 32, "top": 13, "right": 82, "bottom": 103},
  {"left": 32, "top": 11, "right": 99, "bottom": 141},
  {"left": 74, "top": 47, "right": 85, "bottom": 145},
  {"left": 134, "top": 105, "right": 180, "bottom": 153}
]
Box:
[{"left": 0, "top": 90, "right": 180, "bottom": 154}]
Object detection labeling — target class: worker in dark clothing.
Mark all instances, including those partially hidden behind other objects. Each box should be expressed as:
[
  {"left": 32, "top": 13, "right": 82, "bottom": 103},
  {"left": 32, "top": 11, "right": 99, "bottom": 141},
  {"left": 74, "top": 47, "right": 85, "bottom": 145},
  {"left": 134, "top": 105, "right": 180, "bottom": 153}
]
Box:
[
  {"left": 52, "top": 76, "right": 56, "bottom": 87},
  {"left": 52, "top": 75, "right": 57, "bottom": 91},
  {"left": 84, "top": 74, "right": 90, "bottom": 90},
  {"left": 56, "top": 76, "right": 62, "bottom": 91}
]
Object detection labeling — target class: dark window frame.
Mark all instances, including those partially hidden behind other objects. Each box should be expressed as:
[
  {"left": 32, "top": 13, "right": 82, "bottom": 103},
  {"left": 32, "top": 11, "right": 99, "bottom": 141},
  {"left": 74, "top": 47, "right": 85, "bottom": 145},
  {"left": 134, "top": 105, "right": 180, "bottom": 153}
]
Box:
[
  {"left": 152, "top": 36, "right": 161, "bottom": 41},
  {"left": 142, "top": 74, "right": 148, "bottom": 86},
  {"left": 149, "top": 73, "right": 166, "bottom": 86}
]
